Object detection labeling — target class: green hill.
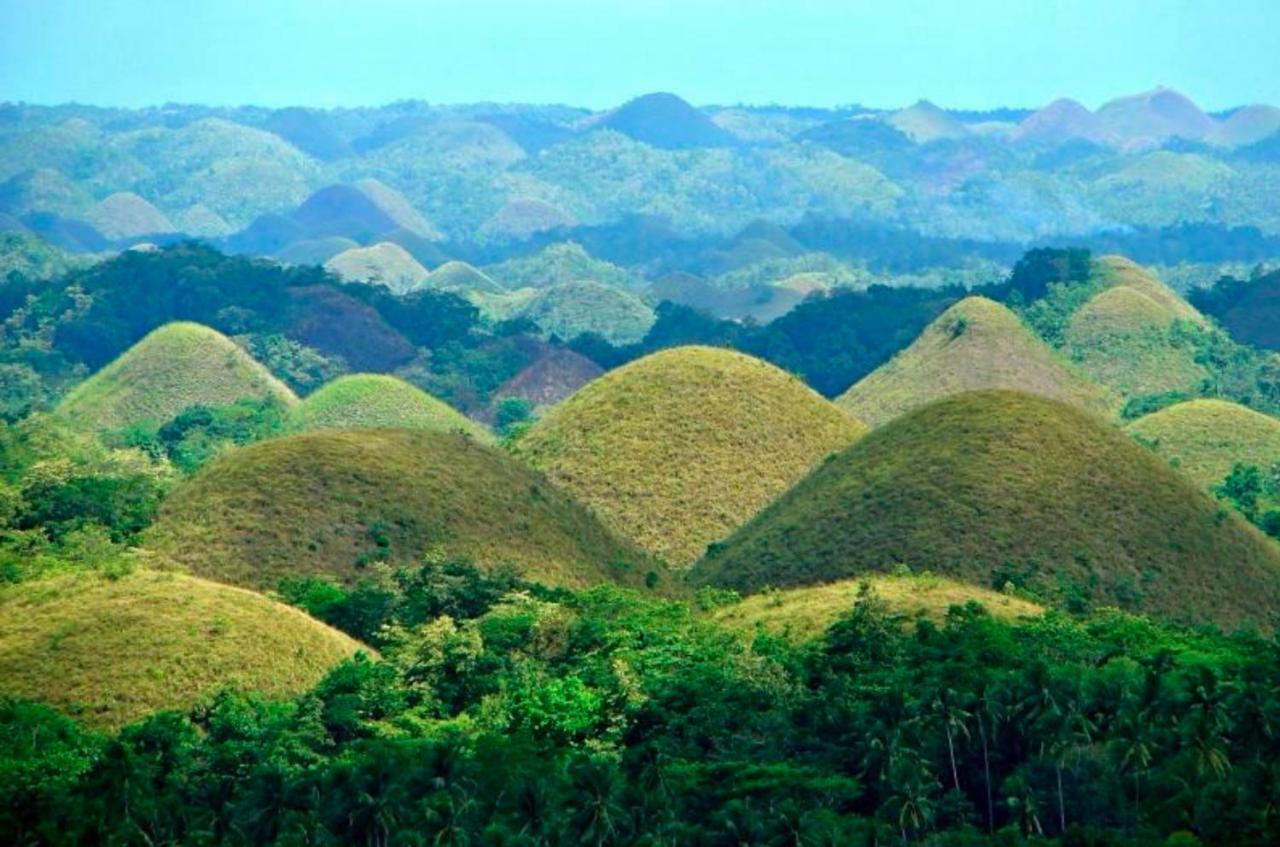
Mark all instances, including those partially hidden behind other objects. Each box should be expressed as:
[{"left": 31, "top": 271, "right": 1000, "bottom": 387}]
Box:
[
  {"left": 712, "top": 574, "right": 1044, "bottom": 642},
  {"left": 323, "top": 241, "right": 430, "bottom": 294},
  {"left": 84, "top": 191, "right": 175, "bottom": 241},
  {"left": 518, "top": 280, "right": 656, "bottom": 345},
  {"left": 838, "top": 296, "right": 1113, "bottom": 427},
  {"left": 424, "top": 260, "right": 506, "bottom": 294},
  {"left": 690, "top": 390, "right": 1280, "bottom": 630},
  {"left": 514, "top": 346, "right": 866, "bottom": 566},
  {"left": 145, "top": 428, "right": 653, "bottom": 591},
  {"left": 288, "top": 374, "right": 490, "bottom": 440},
  {"left": 1062, "top": 257, "right": 1210, "bottom": 402},
  {"left": 1126, "top": 399, "right": 1280, "bottom": 489},
  {"left": 57, "top": 322, "right": 297, "bottom": 430},
  {"left": 0, "top": 568, "right": 364, "bottom": 729}
]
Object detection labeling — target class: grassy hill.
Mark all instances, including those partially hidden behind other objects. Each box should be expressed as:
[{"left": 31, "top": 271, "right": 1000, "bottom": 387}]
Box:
[
  {"left": 57, "top": 322, "right": 297, "bottom": 430},
  {"left": 690, "top": 390, "right": 1280, "bottom": 630},
  {"left": 712, "top": 574, "right": 1044, "bottom": 642},
  {"left": 145, "top": 428, "right": 653, "bottom": 591},
  {"left": 514, "top": 346, "right": 866, "bottom": 566},
  {"left": 838, "top": 296, "right": 1113, "bottom": 427},
  {"left": 84, "top": 191, "right": 174, "bottom": 241},
  {"left": 0, "top": 568, "right": 364, "bottom": 729},
  {"left": 1062, "top": 257, "right": 1210, "bottom": 402},
  {"left": 887, "top": 100, "right": 970, "bottom": 143},
  {"left": 288, "top": 374, "right": 490, "bottom": 440},
  {"left": 352, "top": 178, "right": 440, "bottom": 240},
  {"left": 1094, "top": 87, "right": 1215, "bottom": 145},
  {"left": 323, "top": 242, "right": 430, "bottom": 294},
  {"left": 518, "top": 280, "right": 656, "bottom": 345},
  {"left": 424, "top": 260, "right": 506, "bottom": 294},
  {"left": 489, "top": 346, "right": 602, "bottom": 417},
  {"left": 599, "top": 92, "right": 736, "bottom": 150},
  {"left": 1126, "top": 399, "right": 1280, "bottom": 489},
  {"left": 1012, "top": 98, "right": 1110, "bottom": 145}
]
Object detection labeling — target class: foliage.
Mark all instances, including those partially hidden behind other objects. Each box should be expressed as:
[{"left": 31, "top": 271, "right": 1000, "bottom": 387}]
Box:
[
  {"left": 107, "top": 396, "right": 288, "bottom": 474},
  {"left": 238, "top": 333, "right": 347, "bottom": 395}
]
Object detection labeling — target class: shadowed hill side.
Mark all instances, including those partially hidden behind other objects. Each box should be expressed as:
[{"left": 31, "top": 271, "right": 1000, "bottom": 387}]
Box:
[
  {"left": 0, "top": 568, "right": 365, "bottom": 730},
  {"left": 838, "top": 297, "right": 1113, "bottom": 427},
  {"left": 57, "top": 322, "right": 297, "bottom": 430},
  {"left": 691, "top": 390, "right": 1280, "bottom": 631},
  {"left": 514, "top": 346, "right": 866, "bottom": 566},
  {"left": 145, "top": 428, "right": 655, "bottom": 592}
]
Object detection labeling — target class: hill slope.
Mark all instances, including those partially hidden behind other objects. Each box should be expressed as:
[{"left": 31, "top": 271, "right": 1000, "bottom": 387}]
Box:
[
  {"left": 1126, "top": 399, "right": 1280, "bottom": 489},
  {"left": 518, "top": 280, "right": 656, "bottom": 345},
  {"left": 0, "top": 568, "right": 363, "bottom": 729},
  {"left": 57, "top": 322, "right": 297, "bottom": 430},
  {"left": 84, "top": 192, "right": 175, "bottom": 241},
  {"left": 514, "top": 346, "right": 866, "bottom": 566},
  {"left": 288, "top": 374, "right": 490, "bottom": 440},
  {"left": 712, "top": 574, "right": 1044, "bottom": 642},
  {"left": 323, "top": 242, "right": 430, "bottom": 294},
  {"left": 424, "top": 260, "right": 506, "bottom": 294},
  {"left": 146, "top": 428, "right": 652, "bottom": 591},
  {"left": 838, "top": 297, "right": 1112, "bottom": 427},
  {"left": 691, "top": 391, "right": 1280, "bottom": 630},
  {"left": 599, "top": 93, "right": 736, "bottom": 149}
]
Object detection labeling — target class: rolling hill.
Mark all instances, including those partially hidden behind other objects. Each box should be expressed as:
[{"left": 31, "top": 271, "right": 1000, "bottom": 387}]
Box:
[
  {"left": 690, "top": 390, "right": 1280, "bottom": 630},
  {"left": 887, "top": 100, "right": 970, "bottom": 143},
  {"left": 518, "top": 279, "right": 656, "bottom": 345},
  {"left": 712, "top": 574, "right": 1044, "bottom": 642},
  {"left": 598, "top": 92, "right": 736, "bottom": 149},
  {"left": 0, "top": 568, "right": 364, "bottom": 729},
  {"left": 513, "top": 346, "right": 866, "bottom": 566},
  {"left": 1126, "top": 399, "right": 1280, "bottom": 489},
  {"left": 837, "top": 296, "right": 1113, "bottom": 427},
  {"left": 323, "top": 241, "right": 430, "bottom": 294},
  {"left": 1094, "top": 87, "right": 1215, "bottom": 146},
  {"left": 1011, "top": 98, "right": 1110, "bottom": 146},
  {"left": 424, "top": 260, "right": 506, "bottom": 294},
  {"left": 287, "top": 374, "right": 490, "bottom": 440},
  {"left": 145, "top": 428, "right": 654, "bottom": 591},
  {"left": 57, "top": 322, "right": 297, "bottom": 430},
  {"left": 84, "top": 191, "right": 175, "bottom": 241},
  {"left": 1062, "top": 257, "right": 1210, "bottom": 402},
  {"left": 1207, "top": 105, "right": 1280, "bottom": 148},
  {"left": 489, "top": 345, "right": 603, "bottom": 416}
]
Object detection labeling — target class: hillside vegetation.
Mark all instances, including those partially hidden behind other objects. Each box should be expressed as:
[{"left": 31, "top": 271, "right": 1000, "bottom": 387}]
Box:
[
  {"left": 56, "top": 322, "right": 297, "bottom": 430},
  {"left": 692, "top": 390, "right": 1280, "bottom": 630},
  {"left": 838, "top": 297, "right": 1112, "bottom": 427},
  {"left": 0, "top": 568, "right": 363, "bottom": 729},
  {"left": 711, "top": 573, "right": 1044, "bottom": 641},
  {"left": 287, "top": 374, "right": 490, "bottom": 440},
  {"left": 1127, "top": 398, "right": 1280, "bottom": 488},
  {"left": 518, "top": 280, "right": 656, "bottom": 345},
  {"left": 323, "top": 242, "right": 430, "bottom": 294},
  {"left": 515, "top": 346, "right": 865, "bottom": 566},
  {"left": 146, "top": 428, "right": 653, "bottom": 591}
]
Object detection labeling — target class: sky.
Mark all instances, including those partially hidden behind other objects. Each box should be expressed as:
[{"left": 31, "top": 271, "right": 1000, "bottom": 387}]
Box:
[{"left": 2, "top": 0, "right": 1278, "bottom": 111}]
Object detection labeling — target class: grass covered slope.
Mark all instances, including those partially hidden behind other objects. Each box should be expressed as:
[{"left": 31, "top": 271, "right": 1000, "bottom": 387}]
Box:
[
  {"left": 1062, "top": 258, "right": 1210, "bottom": 402},
  {"left": 838, "top": 297, "right": 1112, "bottom": 427},
  {"left": 518, "top": 280, "right": 656, "bottom": 345},
  {"left": 288, "top": 374, "right": 490, "bottom": 441},
  {"left": 1127, "top": 399, "right": 1280, "bottom": 488},
  {"left": 0, "top": 569, "right": 363, "bottom": 729},
  {"left": 146, "top": 428, "right": 651, "bottom": 591},
  {"left": 424, "top": 260, "right": 506, "bottom": 295},
  {"left": 691, "top": 391, "right": 1280, "bottom": 630},
  {"left": 57, "top": 322, "right": 297, "bottom": 430},
  {"left": 323, "top": 242, "right": 430, "bottom": 295},
  {"left": 514, "top": 346, "right": 866, "bottom": 566},
  {"left": 712, "top": 574, "right": 1044, "bottom": 642}
]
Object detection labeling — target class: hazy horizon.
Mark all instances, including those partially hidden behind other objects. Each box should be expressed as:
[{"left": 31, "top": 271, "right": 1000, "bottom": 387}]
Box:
[{"left": 3, "top": 0, "right": 1278, "bottom": 112}]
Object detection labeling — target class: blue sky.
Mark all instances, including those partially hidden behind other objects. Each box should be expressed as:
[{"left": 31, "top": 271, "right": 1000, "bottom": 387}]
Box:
[{"left": 2, "top": 0, "right": 1277, "bottom": 110}]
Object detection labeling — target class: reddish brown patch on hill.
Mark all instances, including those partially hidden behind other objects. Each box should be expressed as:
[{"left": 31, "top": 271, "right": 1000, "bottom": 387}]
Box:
[
  {"left": 285, "top": 286, "right": 416, "bottom": 371},
  {"left": 488, "top": 345, "right": 603, "bottom": 418}
]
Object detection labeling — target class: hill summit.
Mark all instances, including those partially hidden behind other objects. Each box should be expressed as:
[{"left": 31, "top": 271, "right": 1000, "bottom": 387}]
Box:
[
  {"left": 514, "top": 346, "right": 866, "bottom": 566},
  {"left": 600, "top": 93, "right": 736, "bottom": 150},
  {"left": 287, "top": 374, "right": 490, "bottom": 440},
  {"left": 1126, "top": 399, "right": 1280, "bottom": 489},
  {"left": 837, "top": 296, "right": 1112, "bottom": 427},
  {"left": 691, "top": 390, "right": 1280, "bottom": 630},
  {"left": 57, "top": 322, "right": 297, "bottom": 430}
]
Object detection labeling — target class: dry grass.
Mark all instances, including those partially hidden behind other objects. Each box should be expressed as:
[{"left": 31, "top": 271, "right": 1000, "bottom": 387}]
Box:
[
  {"left": 712, "top": 574, "right": 1044, "bottom": 642},
  {"left": 324, "top": 242, "right": 430, "bottom": 295},
  {"left": 838, "top": 296, "right": 1114, "bottom": 427},
  {"left": 692, "top": 390, "right": 1280, "bottom": 631},
  {"left": 1127, "top": 399, "right": 1280, "bottom": 489},
  {"left": 515, "top": 346, "right": 866, "bottom": 567},
  {"left": 57, "top": 322, "right": 297, "bottom": 430},
  {"left": 0, "top": 568, "right": 365, "bottom": 729},
  {"left": 145, "top": 428, "right": 655, "bottom": 591}
]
